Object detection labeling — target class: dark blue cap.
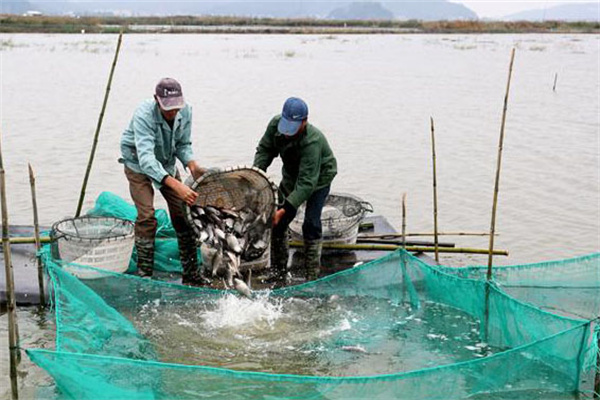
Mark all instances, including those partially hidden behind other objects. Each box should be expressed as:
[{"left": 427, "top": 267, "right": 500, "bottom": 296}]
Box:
[{"left": 278, "top": 97, "right": 308, "bottom": 136}]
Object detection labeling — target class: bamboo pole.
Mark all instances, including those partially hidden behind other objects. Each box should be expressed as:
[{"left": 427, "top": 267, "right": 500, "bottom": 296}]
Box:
[
  {"left": 75, "top": 30, "right": 123, "bottom": 217},
  {"left": 553, "top": 72, "right": 558, "bottom": 92},
  {"left": 8, "top": 237, "right": 52, "bottom": 245},
  {"left": 289, "top": 241, "right": 508, "bottom": 255},
  {"left": 484, "top": 48, "right": 516, "bottom": 342},
  {"left": 487, "top": 47, "right": 515, "bottom": 280},
  {"left": 430, "top": 117, "right": 440, "bottom": 262},
  {"left": 358, "top": 232, "right": 497, "bottom": 238},
  {"left": 402, "top": 193, "right": 407, "bottom": 249},
  {"left": 1, "top": 132, "right": 20, "bottom": 400},
  {"left": 595, "top": 332, "right": 599, "bottom": 398},
  {"left": 28, "top": 163, "right": 45, "bottom": 307},
  {"left": 357, "top": 238, "right": 455, "bottom": 247}
]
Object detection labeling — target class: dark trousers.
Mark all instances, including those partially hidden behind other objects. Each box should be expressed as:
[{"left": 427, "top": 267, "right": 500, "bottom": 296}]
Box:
[
  {"left": 124, "top": 167, "right": 193, "bottom": 239},
  {"left": 273, "top": 185, "right": 330, "bottom": 241}
]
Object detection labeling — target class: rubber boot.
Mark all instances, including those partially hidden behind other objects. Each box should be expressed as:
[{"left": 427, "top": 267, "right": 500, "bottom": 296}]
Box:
[
  {"left": 135, "top": 237, "right": 154, "bottom": 278},
  {"left": 304, "top": 239, "right": 322, "bottom": 282},
  {"left": 178, "top": 232, "right": 206, "bottom": 286},
  {"left": 269, "top": 230, "right": 290, "bottom": 287}
]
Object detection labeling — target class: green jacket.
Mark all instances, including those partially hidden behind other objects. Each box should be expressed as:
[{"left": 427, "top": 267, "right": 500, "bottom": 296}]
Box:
[
  {"left": 119, "top": 99, "right": 194, "bottom": 187},
  {"left": 253, "top": 115, "right": 337, "bottom": 210}
]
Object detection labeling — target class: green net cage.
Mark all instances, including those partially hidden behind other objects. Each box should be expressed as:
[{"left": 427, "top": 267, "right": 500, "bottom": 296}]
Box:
[{"left": 27, "top": 236, "right": 599, "bottom": 399}]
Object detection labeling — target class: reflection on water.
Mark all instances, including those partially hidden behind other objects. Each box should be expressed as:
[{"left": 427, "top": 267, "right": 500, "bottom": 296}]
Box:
[
  {"left": 0, "top": 308, "right": 56, "bottom": 400},
  {"left": 132, "top": 293, "right": 496, "bottom": 376}
]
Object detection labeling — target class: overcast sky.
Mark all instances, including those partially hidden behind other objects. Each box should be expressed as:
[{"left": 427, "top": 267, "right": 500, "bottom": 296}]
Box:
[{"left": 450, "top": 0, "right": 592, "bottom": 18}]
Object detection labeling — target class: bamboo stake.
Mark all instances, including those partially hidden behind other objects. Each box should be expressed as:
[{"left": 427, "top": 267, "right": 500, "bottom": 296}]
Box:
[
  {"left": 484, "top": 47, "right": 516, "bottom": 342},
  {"left": 487, "top": 47, "right": 515, "bottom": 280},
  {"left": 430, "top": 117, "right": 439, "bottom": 262},
  {"left": 28, "top": 163, "right": 45, "bottom": 307},
  {"left": 75, "top": 30, "right": 123, "bottom": 217},
  {"left": 553, "top": 72, "right": 558, "bottom": 92},
  {"left": 1, "top": 132, "right": 20, "bottom": 400},
  {"left": 595, "top": 330, "right": 599, "bottom": 398},
  {"left": 288, "top": 241, "right": 508, "bottom": 255},
  {"left": 402, "top": 193, "right": 407, "bottom": 249}
]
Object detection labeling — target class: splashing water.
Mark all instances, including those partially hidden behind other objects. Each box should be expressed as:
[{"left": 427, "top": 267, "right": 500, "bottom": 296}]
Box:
[{"left": 202, "top": 293, "right": 283, "bottom": 330}]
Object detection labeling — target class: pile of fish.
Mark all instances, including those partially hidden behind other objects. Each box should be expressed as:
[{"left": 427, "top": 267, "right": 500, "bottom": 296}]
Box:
[{"left": 189, "top": 204, "right": 271, "bottom": 296}]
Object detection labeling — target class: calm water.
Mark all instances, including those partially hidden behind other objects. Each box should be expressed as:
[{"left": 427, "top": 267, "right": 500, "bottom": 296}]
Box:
[{"left": 0, "top": 33, "right": 598, "bottom": 398}]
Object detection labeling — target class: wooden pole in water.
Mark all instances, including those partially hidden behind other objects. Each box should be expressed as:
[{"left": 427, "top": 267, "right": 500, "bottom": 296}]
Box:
[
  {"left": 0, "top": 132, "right": 20, "bottom": 400},
  {"left": 401, "top": 193, "right": 407, "bottom": 249},
  {"left": 430, "top": 117, "right": 440, "bottom": 262},
  {"left": 484, "top": 47, "right": 516, "bottom": 342},
  {"left": 487, "top": 47, "right": 515, "bottom": 280},
  {"left": 75, "top": 30, "right": 123, "bottom": 217},
  {"left": 28, "top": 163, "right": 45, "bottom": 307}
]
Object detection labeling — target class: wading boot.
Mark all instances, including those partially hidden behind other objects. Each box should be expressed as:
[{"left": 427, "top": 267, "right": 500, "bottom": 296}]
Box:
[
  {"left": 135, "top": 237, "right": 154, "bottom": 278},
  {"left": 269, "top": 231, "right": 290, "bottom": 288},
  {"left": 304, "top": 239, "right": 322, "bottom": 282},
  {"left": 178, "top": 232, "right": 207, "bottom": 286}
]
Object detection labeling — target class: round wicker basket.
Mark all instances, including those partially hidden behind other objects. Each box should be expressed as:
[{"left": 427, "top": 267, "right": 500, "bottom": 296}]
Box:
[{"left": 51, "top": 216, "right": 135, "bottom": 279}]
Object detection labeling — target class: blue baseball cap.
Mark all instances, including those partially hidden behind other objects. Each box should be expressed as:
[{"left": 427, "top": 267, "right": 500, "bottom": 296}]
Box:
[{"left": 278, "top": 97, "right": 308, "bottom": 136}]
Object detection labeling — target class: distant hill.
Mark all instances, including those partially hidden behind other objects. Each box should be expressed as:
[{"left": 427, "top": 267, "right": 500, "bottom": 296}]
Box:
[
  {"left": 328, "top": 2, "right": 394, "bottom": 20},
  {"left": 382, "top": 1, "right": 477, "bottom": 20},
  {"left": 503, "top": 2, "right": 599, "bottom": 21},
  {"left": 24, "top": 0, "right": 477, "bottom": 20},
  {"left": 1, "top": 0, "right": 35, "bottom": 14}
]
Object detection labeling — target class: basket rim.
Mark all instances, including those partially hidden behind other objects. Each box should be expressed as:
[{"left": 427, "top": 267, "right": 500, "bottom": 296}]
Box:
[
  {"left": 51, "top": 216, "right": 134, "bottom": 241},
  {"left": 183, "top": 165, "right": 278, "bottom": 238}
]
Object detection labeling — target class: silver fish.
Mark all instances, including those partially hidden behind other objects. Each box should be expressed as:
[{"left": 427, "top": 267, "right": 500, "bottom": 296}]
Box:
[
  {"left": 341, "top": 345, "right": 368, "bottom": 354},
  {"left": 220, "top": 208, "right": 239, "bottom": 219},
  {"left": 211, "top": 249, "right": 223, "bottom": 277},
  {"left": 199, "top": 230, "right": 209, "bottom": 242},
  {"left": 214, "top": 227, "right": 226, "bottom": 241},
  {"left": 193, "top": 206, "right": 205, "bottom": 216},
  {"left": 233, "top": 278, "right": 252, "bottom": 299},
  {"left": 226, "top": 233, "right": 242, "bottom": 254}
]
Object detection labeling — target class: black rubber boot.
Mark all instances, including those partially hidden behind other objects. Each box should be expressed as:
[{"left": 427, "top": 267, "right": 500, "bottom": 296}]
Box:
[
  {"left": 178, "top": 232, "right": 206, "bottom": 286},
  {"left": 135, "top": 237, "right": 154, "bottom": 278},
  {"left": 269, "top": 230, "right": 290, "bottom": 287},
  {"left": 304, "top": 239, "right": 322, "bottom": 281}
]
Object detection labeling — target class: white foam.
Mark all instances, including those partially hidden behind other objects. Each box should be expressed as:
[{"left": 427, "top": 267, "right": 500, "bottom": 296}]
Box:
[{"left": 203, "top": 293, "right": 283, "bottom": 330}]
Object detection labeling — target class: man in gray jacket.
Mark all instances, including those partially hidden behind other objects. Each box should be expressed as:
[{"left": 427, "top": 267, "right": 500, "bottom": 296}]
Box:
[{"left": 120, "top": 78, "right": 205, "bottom": 284}]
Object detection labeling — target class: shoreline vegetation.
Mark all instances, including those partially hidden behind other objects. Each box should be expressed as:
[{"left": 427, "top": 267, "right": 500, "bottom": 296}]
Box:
[{"left": 0, "top": 15, "right": 598, "bottom": 34}]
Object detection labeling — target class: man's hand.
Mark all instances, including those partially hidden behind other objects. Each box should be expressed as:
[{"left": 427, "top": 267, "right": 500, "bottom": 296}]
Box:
[
  {"left": 164, "top": 176, "right": 198, "bottom": 206},
  {"left": 272, "top": 208, "right": 286, "bottom": 227},
  {"left": 187, "top": 160, "right": 207, "bottom": 180}
]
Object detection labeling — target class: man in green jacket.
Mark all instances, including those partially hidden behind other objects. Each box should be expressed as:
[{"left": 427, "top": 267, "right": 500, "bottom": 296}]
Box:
[
  {"left": 253, "top": 97, "right": 337, "bottom": 284},
  {"left": 120, "top": 78, "right": 205, "bottom": 285}
]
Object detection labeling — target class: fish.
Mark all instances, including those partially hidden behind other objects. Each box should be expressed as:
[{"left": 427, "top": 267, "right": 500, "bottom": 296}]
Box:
[
  {"left": 226, "top": 233, "right": 242, "bottom": 253},
  {"left": 193, "top": 206, "right": 205, "bottom": 216},
  {"left": 220, "top": 208, "right": 239, "bottom": 219},
  {"left": 211, "top": 249, "right": 223, "bottom": 277},
  {"left": 341, "top": 345, "right": 368, "bottom": 354},
  {"left": 198, "top": 230, "right": 209, "bottom": 242},
  {"left": 233, "top": 278, "right": 253, "bottom": 298},
  {"left": 214, "top": 227, "right": 226, "bottom": 241}
]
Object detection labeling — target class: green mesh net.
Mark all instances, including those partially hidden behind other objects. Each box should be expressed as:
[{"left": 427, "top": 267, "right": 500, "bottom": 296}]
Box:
[{"left": 27, "top": 241, "right": 599, "bottom": 399}]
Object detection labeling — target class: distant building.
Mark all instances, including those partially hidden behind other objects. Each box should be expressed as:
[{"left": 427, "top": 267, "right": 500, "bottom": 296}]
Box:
[{"left": 23, "top": 10, "right": 42, "bottom": 17}]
